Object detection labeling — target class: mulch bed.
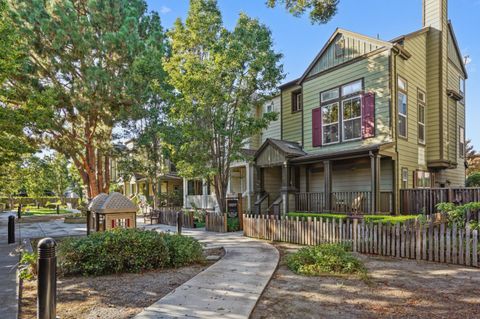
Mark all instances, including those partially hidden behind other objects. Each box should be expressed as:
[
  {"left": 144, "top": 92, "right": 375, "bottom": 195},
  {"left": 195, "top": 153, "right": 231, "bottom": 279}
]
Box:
[
  {"left": 251, "top": 242, "right": 480, "bottom": 319},
  {"left": 19, "top": 248, "right": 224, "bottom": 319}
]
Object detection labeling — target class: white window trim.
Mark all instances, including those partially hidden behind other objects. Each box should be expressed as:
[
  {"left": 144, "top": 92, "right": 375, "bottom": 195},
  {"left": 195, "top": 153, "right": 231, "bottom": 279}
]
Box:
[
  {"left": 322, "top": 102, "right": 340, "bottom": 145},
  {"left": 398, "top": 91, "right": 408, "bottom": 138},
  {"left": 342, "top": 96, "right": 363, "bottom": 142}
]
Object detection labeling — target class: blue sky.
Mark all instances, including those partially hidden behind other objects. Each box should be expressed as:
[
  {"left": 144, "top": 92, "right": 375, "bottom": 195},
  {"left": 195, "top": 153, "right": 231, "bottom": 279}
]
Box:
[{"left": 146, "top": 0, "right": 480, "bottom": 150}]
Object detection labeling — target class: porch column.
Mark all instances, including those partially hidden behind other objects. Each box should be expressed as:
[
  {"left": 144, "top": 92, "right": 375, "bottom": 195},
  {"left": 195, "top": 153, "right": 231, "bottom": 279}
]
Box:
[
  {"left": 323, "top": 160, "right": 332, "bottom": 211},
  {"left": 246, "top": 164, "right": 253, "bottom": 212},
  {"left": 227, "top": 173, "right": 232, "bottom": 195},
  {"left": 183, "top": 178, "right": 188, "bottom": 208},
  {"left": 375, "top": 154, "right": 381, "bottom": 213},
  {"left": 281, "top": 161, "right": 291, "bottom": 214},
  {"left": 202, "top": 179, "right": 208, "bottom": 209},
  {"left": 254, "top": 165, "right": 264, "bottom": 199}
]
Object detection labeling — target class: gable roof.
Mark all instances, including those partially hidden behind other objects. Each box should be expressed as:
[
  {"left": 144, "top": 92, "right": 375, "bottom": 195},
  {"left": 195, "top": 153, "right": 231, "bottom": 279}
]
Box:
[
  {"left": 254, "top": 138, "right": 306, "bottom": 160},
  {"left": 447, "top": 21, "right": 468, "bottom": 79},
  {"left": 297, "top": 28, "right": 393, "bottom": 84}
]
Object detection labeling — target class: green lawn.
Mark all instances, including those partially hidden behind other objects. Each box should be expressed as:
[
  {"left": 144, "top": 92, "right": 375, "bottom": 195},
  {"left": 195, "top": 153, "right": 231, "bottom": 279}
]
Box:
[
  {"left": 287, "top": 212, "right": 418, "bottom": 224},
  {"left": 21, "top": 206, "right": 71, "bottom": 216}
]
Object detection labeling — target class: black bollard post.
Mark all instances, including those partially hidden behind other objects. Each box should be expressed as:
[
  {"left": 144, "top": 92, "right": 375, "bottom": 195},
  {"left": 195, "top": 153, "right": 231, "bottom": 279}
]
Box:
[
  {"left": 177, "top": 211, "right": 183, "bottom": 235},
  {"left": 8, "top": 216, "right": 15, "bottom": 244},
  {"left": 86, "top": 210, "right": 91, "bottom": 236},
  {"left": 17, "top": 204, "right": 22, "bottom": 219},
  {"left": 37, "top": 238, "right": 57, "bottom": 319},
  {"left": 56, "top": 205, "right": 59, "bottom": 214}
]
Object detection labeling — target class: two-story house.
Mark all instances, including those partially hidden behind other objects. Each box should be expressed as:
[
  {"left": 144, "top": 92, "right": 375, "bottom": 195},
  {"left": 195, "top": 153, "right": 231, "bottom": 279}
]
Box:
[{"left": 252, "top": 0, "right": 467, "bottom": 215}]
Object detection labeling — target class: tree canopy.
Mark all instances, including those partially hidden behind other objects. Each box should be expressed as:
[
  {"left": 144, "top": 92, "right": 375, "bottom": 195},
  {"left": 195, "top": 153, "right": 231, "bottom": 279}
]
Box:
[
  {"left": 165, "top": 0, "right": 283, "bottom": 212},
  {"left": 266, "top": 0, "right": 339, "bottom": 24},
  {"left": 4, "top": 0, "right": 167, "bottom": 199}
]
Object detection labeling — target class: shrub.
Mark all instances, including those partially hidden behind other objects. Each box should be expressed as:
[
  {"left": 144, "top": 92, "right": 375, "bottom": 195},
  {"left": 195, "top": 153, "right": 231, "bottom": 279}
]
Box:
[
  {"left": 286, "top": 243, "right": 366, "bottom": 278},
  {"left": 57, "top": 229, "right": 170, "bottom": 276},
  {"left": 466, "top": 173, "right": 480, "bottom": 187},
  {"left": 227, "top": 217, "right": 240, "bottom": 232},
  {"left": 162, "top": 234, "right": 204, "bottom": 267},
  {"left": 19, "top": 251, "right": 37, "bottom": 280}
]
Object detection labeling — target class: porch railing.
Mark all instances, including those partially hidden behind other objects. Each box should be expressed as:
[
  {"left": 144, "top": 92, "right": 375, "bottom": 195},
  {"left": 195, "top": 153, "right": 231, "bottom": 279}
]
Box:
[
  {"left": 295, "top": 191, "right": 392, "bottom": 214},
  {"left": 400, "top": 188, "right": 480, "bottom": 214},
  {"left": 332, "top": 191, "right": 371, "bottom": 214}
]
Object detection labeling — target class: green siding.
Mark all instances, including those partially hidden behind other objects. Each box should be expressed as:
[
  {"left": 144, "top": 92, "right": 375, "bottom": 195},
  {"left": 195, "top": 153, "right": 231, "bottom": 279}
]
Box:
[
  {"left": 302, "top": 50, "right": 392, "bottom": 155},
  {"left": 281, "top": 85, "right": 303, "bottom": 144},
  {"left": 261, "top": 96, "right": 281, "bottom": 143},
  {"left": 308, "top": 32, "right": 384, "bottom": 77}
]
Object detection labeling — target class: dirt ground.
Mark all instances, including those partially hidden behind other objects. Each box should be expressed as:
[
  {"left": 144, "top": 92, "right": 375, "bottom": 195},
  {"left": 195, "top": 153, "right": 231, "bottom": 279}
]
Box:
[
  {"left": 251, "top": 243, "right": 480, "bottom": 319},
  {"left": 20, "top": 248, "right": 224, "bottom": 319}
]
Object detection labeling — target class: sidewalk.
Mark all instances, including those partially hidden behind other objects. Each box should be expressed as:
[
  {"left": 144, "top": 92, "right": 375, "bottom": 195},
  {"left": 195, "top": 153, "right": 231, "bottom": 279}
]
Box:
[
  {"left": 0, "top": 212, "right": 20, "bottom": 319},
  {"left": 135, "top": 224, "right": 279, "bottom": 319}
]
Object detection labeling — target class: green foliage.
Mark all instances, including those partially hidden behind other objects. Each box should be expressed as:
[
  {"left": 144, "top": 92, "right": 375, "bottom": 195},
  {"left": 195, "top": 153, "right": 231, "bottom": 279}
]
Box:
[
  {"left": 466, "top": 173, "right": 480, "bottom": 187},
  {"left": 19, "top": 251, "right": 37, "bottom": 280},
  {"left": 162, "top": 234, "right": 204, "bottom": 267},
  {"left": 287, "top": 213, "right": 417, "bottom": 224},
  {"left": 164, "top": 0, "right": 283, "bottom": 213},
  {"left": 5, "top": 0, "right": 167, "bottom": 198},
  {"left": 57, "top": 229, "right": 204, "bottom": 276},
  {"left": 266, "top": 0, "right": 339, "bottom": 24},
  {"left": 436, "top": 202, "right": 480, "bottom": 228},
  {"left": 227, "top": 217, "right": 240, "bottom": 232},
  {"left": 286, "top": 243, "right": 367, "bottom": 277}
]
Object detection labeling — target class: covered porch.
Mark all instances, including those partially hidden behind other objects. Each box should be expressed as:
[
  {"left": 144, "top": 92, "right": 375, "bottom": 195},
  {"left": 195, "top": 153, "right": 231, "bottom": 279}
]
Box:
[{"left": 253, "top": 139, "right": 396, "bottom": 215}]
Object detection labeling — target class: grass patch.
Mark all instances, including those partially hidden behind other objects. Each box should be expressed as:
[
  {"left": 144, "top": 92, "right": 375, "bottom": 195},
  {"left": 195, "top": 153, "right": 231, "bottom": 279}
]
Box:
[
  {"left": 21, "top": 206, "right": 70, "bottom": 216},
  {"left": 287, "top": 243, "right": 367, "bottom": 280},
  {"left": 287, "top": 212, "right": 418, "bottom": 224}
]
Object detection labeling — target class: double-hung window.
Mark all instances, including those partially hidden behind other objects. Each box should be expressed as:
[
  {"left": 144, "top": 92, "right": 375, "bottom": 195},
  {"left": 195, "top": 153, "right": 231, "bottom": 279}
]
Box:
[
  {"left": 319, "top": 80, "right": 363, "bottom": 145},
  {"left": 415, "top": 171, "right": 432, "bottom": 188},
  {"left": 459, "top": 126, "right": 465, "bottom": 158},
  {"left": 459, "top": 77, "right": 465, "bottom": 104},
  {"left": 292, "top": 91, "right": 303, "bottom": 112},
  {"left": 398, "top": 77, "right": 408, "bottom": 138},
  {"left": 418, "top": 90, "right": 426, "bottom": 144},
  {"left": 322, "top": 101, "right": 340, "bottom": 145}
]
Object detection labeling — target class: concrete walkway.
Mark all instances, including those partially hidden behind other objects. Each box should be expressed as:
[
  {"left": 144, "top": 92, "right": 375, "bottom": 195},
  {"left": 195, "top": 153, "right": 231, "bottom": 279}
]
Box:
[
  {"left": 0, "top": 212, "right": 20, "bottom": 319},
  {"left": 135, "top": 224, "right": 279, "bottom": 319}
]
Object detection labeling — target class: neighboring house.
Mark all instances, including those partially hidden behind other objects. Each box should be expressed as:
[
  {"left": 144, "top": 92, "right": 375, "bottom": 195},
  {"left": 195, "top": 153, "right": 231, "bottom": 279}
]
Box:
[
  {"left": 111, "top": 140, "right": 183, "bottom": 206},
  {"left": 252, "top": 0, "right": 467, "bottom": 215}
]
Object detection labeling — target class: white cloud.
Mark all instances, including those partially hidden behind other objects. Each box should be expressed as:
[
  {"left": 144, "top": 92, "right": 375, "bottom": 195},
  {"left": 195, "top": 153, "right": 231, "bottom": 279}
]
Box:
[{"left": 160, "top": 6, "right": 171, "bottom": 14}]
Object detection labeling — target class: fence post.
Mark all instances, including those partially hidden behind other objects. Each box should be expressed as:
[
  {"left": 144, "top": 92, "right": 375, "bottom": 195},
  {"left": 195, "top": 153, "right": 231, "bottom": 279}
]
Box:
[
  {"left": 224, "top": 213, "right": 228, "bottom": 233},
  {"left": 177, "top": 211, "right": 183, "bottom": 235},
  {"left": 352, "top": 219, "right": 358, "bottom": 252},
  {"left": 37, "top": 238, "right": 57, "bottom": 319},
  {"left": 17, "top": 203, "right": 22, "bottom": 219},
  {"left": 8, "top": 215, "right": 15, "bottom": 244},
  {"left": 56, "top": 205, "right": 60, "bottom": 215}
]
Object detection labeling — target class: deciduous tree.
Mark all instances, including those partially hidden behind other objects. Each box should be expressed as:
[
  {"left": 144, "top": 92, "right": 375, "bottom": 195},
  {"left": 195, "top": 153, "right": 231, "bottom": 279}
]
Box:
[
  {"left": 165, "top": 0, "right": 283, "bottom": 213},
  {"left": 266, "top": 0, "right": 339, "bottom": 24}
]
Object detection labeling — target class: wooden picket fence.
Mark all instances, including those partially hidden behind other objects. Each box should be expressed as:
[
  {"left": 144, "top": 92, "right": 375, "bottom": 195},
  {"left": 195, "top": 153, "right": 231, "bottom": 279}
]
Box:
[
  {"left": 243, "top": 215, "right": 480, "bottom": 268},
  {"left": 205, "top": 212, "right": 228, "bottom": 233},
  {"left": 152, "top": 207, "right": 195, "bottom": 228}
]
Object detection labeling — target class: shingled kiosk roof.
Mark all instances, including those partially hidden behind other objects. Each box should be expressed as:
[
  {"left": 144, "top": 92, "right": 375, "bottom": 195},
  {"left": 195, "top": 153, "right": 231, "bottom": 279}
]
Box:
[
  {"left": 88, "top": 193, "right": 109, "bottom": 212},
  {"left": 98, "top": 192, "right": 137, "bottom": 214}
]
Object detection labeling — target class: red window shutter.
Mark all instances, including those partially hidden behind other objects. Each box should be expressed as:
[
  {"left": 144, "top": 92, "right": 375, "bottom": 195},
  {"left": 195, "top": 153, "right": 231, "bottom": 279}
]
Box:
[
  {"left": 312, "top": 107, "right": 322, "bottom": 147},
  {"left": 362, "top": 92, "right": 375, "bottom": 139}
]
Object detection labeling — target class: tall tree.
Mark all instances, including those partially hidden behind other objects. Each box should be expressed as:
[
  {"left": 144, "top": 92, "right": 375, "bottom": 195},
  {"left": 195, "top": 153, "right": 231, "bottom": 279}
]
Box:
[
  {"left": 165, "top": 0, "right": 283, "bottom": 213},
  {"left": 466, "top": 139, "right": 479, "bottom": 176},
  {"left": 266, "top": 0, "right": 339, "bottom": 24},
  {"left": 4, "top": 0, "right": 166, "bottom": 199},
  {"left": 0, "top": 0, "right": 35, "bottom": 163}
]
